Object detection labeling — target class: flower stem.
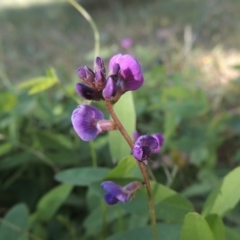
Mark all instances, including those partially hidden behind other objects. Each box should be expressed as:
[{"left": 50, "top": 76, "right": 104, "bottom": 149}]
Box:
[
  {"left": 105, "top": 101, "right": 159, "bottom": 240},
  {"left": 68, "top": 0, "right": 100, "bottom": 59}
]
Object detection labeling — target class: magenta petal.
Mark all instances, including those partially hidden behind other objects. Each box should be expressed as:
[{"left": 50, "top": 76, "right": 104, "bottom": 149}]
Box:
[
  {"left": 71, "top": 104, "right": 104, "bottom": 141},
  {"left": 109, "top": 54, "right": 144, "bottom": 92}
]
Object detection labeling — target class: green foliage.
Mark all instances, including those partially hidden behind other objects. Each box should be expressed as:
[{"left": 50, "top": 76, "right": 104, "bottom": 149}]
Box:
[
  {"left": 18, "top": 68, "right": 58, "bottom": 95},
  {"left": 107, "top": 223, "right": 182, "bottom": 240},
  {"left": 180, "top": 212, "right": 214, "bottom": 240},
  {"left": 202, "top": 167, "right": 240, "bottom": 217},
  {"left": 55, "top": 167, "right": 110, "bottom": 186},
  {"left": 108, "top": 91, "right": 136, "bottom": 161},
  {"left": 104, "top": 156, "right": 141, "bottom": 179},
  {"left": 33, "top": 184, "right": 73, "bottom": 221},
  {"left": 205, "top": 214, "right": 225, "bottom": 240},
  {"left": 0, "top": 204, "right": 29, "bottom": 240}
]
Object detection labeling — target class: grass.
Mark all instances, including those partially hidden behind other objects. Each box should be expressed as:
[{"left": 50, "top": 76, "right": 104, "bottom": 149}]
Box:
[{"left": 0, "top": 0, "right": 240, "bottom": 84}]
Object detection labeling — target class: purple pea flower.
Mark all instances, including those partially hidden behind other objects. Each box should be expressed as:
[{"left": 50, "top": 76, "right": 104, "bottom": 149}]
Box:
[
  {"left": 71, "top": 104, "right": 116, "bottom": 141},
  {"left": 108, "top": 54, "right": 144, "bottom": 92},
  {"left": 76, "top": 57, "right": 107, "bottom": 101},
  {"left": 132, "top": 135, "right": 159, "bottom": 164},
  {"left": 101, "top": 181, "right": 143, "bottom": 205},
  {"left": 133, "top": 131, "right": 164, "bottom": 153},
  {"left": 102, "top": 54, "right": 144, "bottom": 102}
]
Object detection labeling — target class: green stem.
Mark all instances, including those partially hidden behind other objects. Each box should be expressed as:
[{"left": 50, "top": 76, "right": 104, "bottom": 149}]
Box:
[
  {"left": 105, "top": 101, "right": 159, "bottom": 240},
  {"left": 147, "top": 165, "right": 157, "bottom": 182},
  {"left": 89, "top": 141, "right": 97, "bottom": 167},
  {"left": 68, "top": 0, "right": 100, "bottom": 60},
  {"left": 101, "top": 199, "right": 107, "bottom": 240}
]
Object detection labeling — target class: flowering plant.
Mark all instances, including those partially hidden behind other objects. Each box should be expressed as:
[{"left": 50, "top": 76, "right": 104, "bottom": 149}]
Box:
[{"left": 71, "top": 54, "right": 164, "bottom": 239}]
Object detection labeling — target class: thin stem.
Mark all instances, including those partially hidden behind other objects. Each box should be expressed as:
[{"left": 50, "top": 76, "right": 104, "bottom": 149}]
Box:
[
  {"left": 19, "top": 143, "right": 59, "bottom": 173},
  {"left": 101, "top": 199, "right": 107, "bottom": 240},
  {"left": 162, "top": 165, "right": 172, "bottom": 187},
  {"left": 89, "top": 141, "right": 97, "bottom": 167},
  {"left": 147, "top": 165, "right": 157, "bottom": 182},
  {"left": 68, "top": 0, "right": 100, "bottom": 60},
  {"left": 105, "top": 101, "right": 159, "bottom": 240}
]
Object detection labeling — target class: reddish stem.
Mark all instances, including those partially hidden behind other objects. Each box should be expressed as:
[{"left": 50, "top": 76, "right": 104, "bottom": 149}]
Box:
[{"left": 105, "top": 100, "right": 159, "bottom": 240}]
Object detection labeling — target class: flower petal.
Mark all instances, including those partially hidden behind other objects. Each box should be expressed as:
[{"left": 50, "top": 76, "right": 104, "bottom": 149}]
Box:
[
  {"left": 109, "top": 54, "right": 144, "bottom": 92},
  {"left": 102, "top": 77, "right": 117, "bottom": 100},
  {"left": 101, "top": 181, "right": 129, "bottom": 203},
  {"left": 104, "top": 193, "right": 119, "bottom": 205},
  {"left": 133, "top": 135, "right": 158, "bottom": 161},
  {"left": 75, "top": 83, "right": 102, "bottom": 101},
  {"left": 71, "top": 104, "right": 104, "bottom": 141},
  {"left": 133, "top": 130, "right": 140, "bottom": 142},
  {"left": 152, "top": 133, "right": 164, "bottom": 153}
]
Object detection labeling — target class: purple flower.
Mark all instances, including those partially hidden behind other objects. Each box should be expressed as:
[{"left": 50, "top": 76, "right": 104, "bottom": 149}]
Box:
[
  {"left": 121, "top": 38, "right": 133, "bottom": 49},
  {"left": 101, "top": 181, "right": 143, "bottom": 205},
  {"left": 133, "top": 130, "right": 140, "bottom": 142},
  {"left": 152, "top": 133, "right": 164, "bottom": 153},
  {"left": 75, "top": 83, "right": 103, "bottom": 101},
  {"left": 71, "top": 104, "right": 116, "bottom": 141},
  {"left": 102, "top": 76, "right": 117, "bottom": 100},
  {"left": 108, "top": 54, "right": 144, "bottom": 92},
  {"left": 132, "top": 135, "right": 159, "bottom": 164},
  {"left": 133, "top": 131, "right": 164, "bottom": 153},
  {"left": 76, "top": 57, "right": 107, "bottom": 101},
  {"left": 76, "top": 54, "right": 143, "bottom": 102}
]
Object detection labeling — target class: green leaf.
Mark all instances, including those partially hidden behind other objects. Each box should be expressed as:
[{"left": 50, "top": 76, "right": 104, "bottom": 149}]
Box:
[
  {"left": 128, "top": 214, "right": 149, "bottom": 230},
  {"left": 0, "top": 142, "right": 13, "bottom": 157},
  {"left": 153, "top": 182, "right": 194, "bottom": 222},
  {"left": 108, "top": 91, "right": 136, "bottom": 161},
  {"left": 18, "top": 68, "right": 58, "bottom": 95},
  {"left": 180, "top": 212, "right": 214, "bottom": 240},
  {"left": 0, "top": 92, "right": 17, "bottom": 112},
  {"left": 205, "top": 214, "right": 225, "bottom": 240},
  {"left": 181, "top": 183, "right": 213, "bottom": 198},
  {"left": 83, "top": 204, "right": 126, "bottom": 229},
  {"left": 55, "top": 167, "right": 110, "bottom": 186},
  {"left": 202, "top": 167, "right": 240, "bottom": 217},
  {"left": 0, "top": 153, "right": 32, "bottom": 171},
  {"left": 0, "top": 203, "right": 29, "bottom": 240},
  {"left": 225, "top": 227, "right": 240, "bottom": 240},
  {"left": 42, "top": 131, "right": 74, "bottom": 149},
  {"left": 107, "top": 223, "right": 182, "bottom": 240},
  {"left": 104, "top": 156, "right": 141, "bottom": 179},
  {"left": 35, "top": 184, "right": 73, "bottom": 221}
]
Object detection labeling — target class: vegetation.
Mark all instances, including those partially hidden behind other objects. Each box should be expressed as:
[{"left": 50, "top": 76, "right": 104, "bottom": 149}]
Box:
[{"left": 0, "top": 0, "right": 240, "bottom": 239}]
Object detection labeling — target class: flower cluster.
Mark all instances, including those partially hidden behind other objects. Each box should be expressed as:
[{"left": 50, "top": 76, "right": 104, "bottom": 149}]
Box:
[
  {"left": 71, "top": 53, "right": 164, "bottom": 205},
  {"left": 76, "top": 54, "right": 143, "bottom": 103}
]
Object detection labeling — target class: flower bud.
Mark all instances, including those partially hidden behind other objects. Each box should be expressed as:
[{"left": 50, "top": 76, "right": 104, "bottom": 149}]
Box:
[
  {"left": 77, "top": 66, "right": 95, "bottom": 88},
  {"left": 102, "top": 77, "right": 117, "bottom": 100},
  {"left": 75, "top": 83, "right": 102, "bottom": 101},
  {"left": 95, "top": 56, "right": 106, "bottom": 76}
]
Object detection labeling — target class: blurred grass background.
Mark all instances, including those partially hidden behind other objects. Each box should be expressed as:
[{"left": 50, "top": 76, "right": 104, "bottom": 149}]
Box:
[{"left": 1, "top": 0, "right": 240, "bottom": 82}]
